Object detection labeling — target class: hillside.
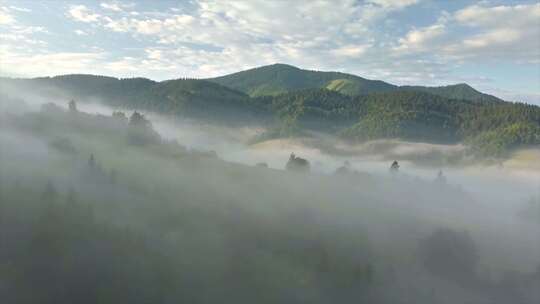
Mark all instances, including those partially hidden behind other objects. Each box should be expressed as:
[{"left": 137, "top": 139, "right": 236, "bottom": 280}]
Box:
[
  {"left": 208, "top": 64, "right": 504, "bottom": 103},
  {"left": 401, "top": 83, "right": 503, "bottom": 104},
  {"left": 252, "top": 89, "right": 539, "bottom": 156},
  {"left": 4, "top": 102, "right": 538, "bottom": 303},
  {"left": 1, "top": 64, "right": 538, "bottom": 157},
  {"left": 0, "top": 75, "right": 263, "bottom": 123},
  {"left": 208, "top": 63, "right": 396, "bottom": 97}
]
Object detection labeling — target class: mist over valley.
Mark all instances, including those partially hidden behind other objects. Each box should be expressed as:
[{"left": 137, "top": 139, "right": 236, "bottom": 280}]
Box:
[{"left": 1, "top": 1, "right": 540, "bottom": 302}]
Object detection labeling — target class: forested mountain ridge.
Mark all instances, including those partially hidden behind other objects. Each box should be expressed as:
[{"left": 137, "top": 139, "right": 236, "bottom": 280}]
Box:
[
  {"left": 1, "top": 64, "right": 538, "bottom": 157},
  {"left": 0, "top": 75, "right": 264, "bottom": 123},
  {"left": 400, "top": 83, "right": 503, "bottom": 104},
  {"left": 208, "top": 63, "right": 396, "bottom": 97},
  {"left": 252, "top": 88, "right": 539, "bottom": 156},
  {"left": 208, "top": 63, "right": 504, "bottom": 103}
]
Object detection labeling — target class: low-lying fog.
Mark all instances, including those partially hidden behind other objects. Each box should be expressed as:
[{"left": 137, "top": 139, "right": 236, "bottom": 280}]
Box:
[
  {"left": 1, "top": 93, "right": 539, "bottom": 303},
  {"left": 73, "top": 101, "right": 540, "bottom": 201},
  {"left": 33, "top": 98, "right": 540, "bottom": 260}
]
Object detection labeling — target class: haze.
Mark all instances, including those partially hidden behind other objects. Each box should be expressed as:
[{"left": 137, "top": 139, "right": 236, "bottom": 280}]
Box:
[{"left": 1, "top": 1, "right": 539, "bottom": 304}]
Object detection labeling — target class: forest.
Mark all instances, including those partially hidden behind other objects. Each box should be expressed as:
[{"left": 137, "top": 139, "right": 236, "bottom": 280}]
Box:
[
  {"left": 1, "top": 64, "right": 538, "bottom": 158},
  {"left": 1, "top": 100, "right": 539, "bottom": 303}
]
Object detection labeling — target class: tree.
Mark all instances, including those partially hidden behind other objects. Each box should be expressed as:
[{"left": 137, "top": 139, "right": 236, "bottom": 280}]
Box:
[
  {"left": 418, "top": 228, "right": 479, "bottom": 285},
  {"left": 127, "top": 112, "right": 160, "bottom": 145},
  {"left": 68, "top": 99, "right": 78, "bottom": 112},
  {"left": 335, "top": 161, "right": 352, "bottom": 175},
  {"left": 389, "top": 161, "right": 399, "bottom": 173},
  {"left": 88, "top": 153, "right": 96, "bottom": 169},
  {"left": 42, "top": 180, "right": 58, "bottom": 204},
  {"left": 286, "top": 152, "right": 310, "bottom": 172},
  {"left": 112, "top": 111, "right": 127, "bottom": 121},
  {"left": 129, "top": 111, "right": 150, "bottom": 128},
  {"left": 435, "top": 170, "right": 447, "bottom": 184},
  {"left": 66, "top": 187, "right": 77, "bottom": 206}
]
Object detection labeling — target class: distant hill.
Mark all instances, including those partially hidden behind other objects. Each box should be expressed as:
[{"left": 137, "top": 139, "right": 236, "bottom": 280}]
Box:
[
  {"left": 1, "top": 64, "right": 537, "bottom": 157},
  {"left": 208, "top": 63, "right": 503, "bottom": 103},
  {"left": 0, "top": 75, "right": 262, "bottom": 123},
  {"left": 400, "top": 83, "right": 503, "bottom": 104},
  {"left": 208, "top": 63, "right": 396, "bottom": 97}
]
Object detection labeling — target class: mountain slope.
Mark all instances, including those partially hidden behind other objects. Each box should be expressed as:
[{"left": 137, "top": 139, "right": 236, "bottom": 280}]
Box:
[
  {"left": 400, "top": 83, "right": 503, "bottom": 103},
  {"left": 208, "top": 63, "right": 396, "bottom": 97},
  {"left": 1, "top": 66, "right": 537, "bottom": 157},
  {"left": 0, "top": 75, "right": 263, "bottom": 122},
  {"left": 209, "top": 64, "right": 504, "bottom": 104}
]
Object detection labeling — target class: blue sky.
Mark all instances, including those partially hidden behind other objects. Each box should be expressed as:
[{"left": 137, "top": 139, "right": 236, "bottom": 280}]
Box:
[{"left": 0, "top": 0, "right": 539, "bottom": 103}]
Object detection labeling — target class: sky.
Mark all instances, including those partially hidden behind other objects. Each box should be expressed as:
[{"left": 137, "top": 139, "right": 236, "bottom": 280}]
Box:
[{"left": 0, "top": 0, "right": 539, "bottom": 104}]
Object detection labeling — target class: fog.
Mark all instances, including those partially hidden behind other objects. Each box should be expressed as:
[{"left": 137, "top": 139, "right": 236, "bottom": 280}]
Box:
[
  {"left": 76, "top": 99, "right": 540, "bottom": 203},
  {"left": 1, "top": 89, "right": 539, "bottom": 303}
]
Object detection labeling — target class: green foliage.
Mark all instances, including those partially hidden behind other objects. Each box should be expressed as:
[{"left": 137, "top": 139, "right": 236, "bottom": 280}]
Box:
[
  {"left": 208, "top": 63, "right": 396, "bottom": 97},
  {"left": 208, "top": 64, "right": 501, "bottom": 103},
  {"left": 1, "top": 65, "right": 538, "bottom": 158},
  {"left": 127, "top": 112, "right": 161, "bottom": 146},
  {"left": 466, "top": 122, "right": 540, "bottom": 157},
  {"left": 341, "top": 91, "right": 462, "bottom": 143},
  {"left": 401, "top": 83, "right": 503, "bottom": 103}
]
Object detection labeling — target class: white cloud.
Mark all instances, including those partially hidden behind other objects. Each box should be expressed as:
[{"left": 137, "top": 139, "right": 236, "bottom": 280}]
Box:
[
  {"left": 395, "top": 23, "right": 446, "bottom": 52},
  {"left": 331, "top": 44, "right": 371, "bottom": 57},
  {"left": 0, "top": 48, "right": 105, "bottom": 77},
  {"left": 0, "top": 8, "right": 48, "bottom": 49},
  {"left": 394, "top": 3, "right": 540, "bottom": 63},
  {"left": 100, "top": 2, "right": 135, "bottom": 12},
  {"left": 0, "top": 8, "right": 15, "bottom": 24},
  {"left": 134, "top": 19, "right": 163, "bottom": 34},
  {"left": 367, "top": 0, "right": 420, "bottom": 9},
  {"left": 455, "top": 4, "right": 540, "bottom": 27},
  {"left": 103, "top": 16, "right": 131, "bottom": 32},
  {"left": 8, "top": 6, "right": 31, "bottom": 13},
  {"left": 64, "top": 0, "right": 422, "bottom": 78},
  {"left": 68, "top": 5, "right": 100, "bottom": 23},
  {"left": 461, "top": 28, "right": 521, "bottom": 49},
  {"left": 74, "top": 29, "right": 87, "bottom": 36},
  {"left": 100, "top": 3, "right": 122, "bottom": 12}
]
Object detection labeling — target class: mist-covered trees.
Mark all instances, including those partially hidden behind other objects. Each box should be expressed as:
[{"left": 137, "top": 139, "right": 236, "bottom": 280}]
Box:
[
  {"left": 466, "top": 122, "right": 540, "bottom": 157},
  {"left": 112, "top": 111, "right": 127, "bottom": 122},
  {"left": 255, "top": 88, "right": 539, "bottom": 157},
  {"left": 68, "top": 99, "right": 78, "bottom": 112},
  {"left": 1, "top": 105, "right": 538, "bottom": 303},
  {"left": 418, "top": 228, "right": 479, "bottom": 285},
  {"left": 286, "top": 153, "right": 310, "bottom": 172},
  {"left": 127, "top": 111, "right": 160, "bottom": 145},
  {"left": 3, "top": 73, "right": 539, "bottom": 158},
  {"left": 390, "top": 161, "right": 400, "bottom": 173}
]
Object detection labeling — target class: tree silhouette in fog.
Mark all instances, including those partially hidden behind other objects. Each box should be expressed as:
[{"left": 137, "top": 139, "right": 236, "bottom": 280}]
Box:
[
  {"left": 389, "top": 160, "right": 399, "bottom": 173},
  {"left": 418, "top": 228, "right": 479, "bottom": 286},
  {"left": 127, "top": 112, "right": 160, "bottom": 145},
  {"left": 68, "top": 100, "right": 78, "bottom": 112},
  {"left": 286, "top": 152, "right": 310, "bottom": 172}
]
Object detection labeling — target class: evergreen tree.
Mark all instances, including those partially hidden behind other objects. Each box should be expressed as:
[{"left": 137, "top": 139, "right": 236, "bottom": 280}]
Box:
[{"left": 68, "top": 99, "right": 78, "bottom": 112}]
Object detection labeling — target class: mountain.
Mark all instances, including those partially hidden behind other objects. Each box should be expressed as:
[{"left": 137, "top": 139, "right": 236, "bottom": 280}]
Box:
[
  {"left": 400, "top": 83, "right": 503, "bottom": 104},
  {"left": 1, "top": 65, "right": 538, "bottom": 157},
  {"left": 248, "top": 87, "right": 539, "bottom": 156},
  {"left": 208, "top": 64, "right": 503, "bottom": 103},
  {"left": 208, "top": 63, "right": 396, "bottom": 97},
  {"left": 0, "top": 75, "right": 262, "bottom": 122}
]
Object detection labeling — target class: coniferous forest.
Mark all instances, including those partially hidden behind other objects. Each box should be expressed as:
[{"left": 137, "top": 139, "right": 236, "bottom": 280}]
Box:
[
  {"left": 2, "top": 64, "right": 538, "bottom": 158},
  {"left": 1, "top": 98, "right": 539, "bottom": 303},
  {"left": 2, "top": 0, "right": 540, "bottom": 302}
]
